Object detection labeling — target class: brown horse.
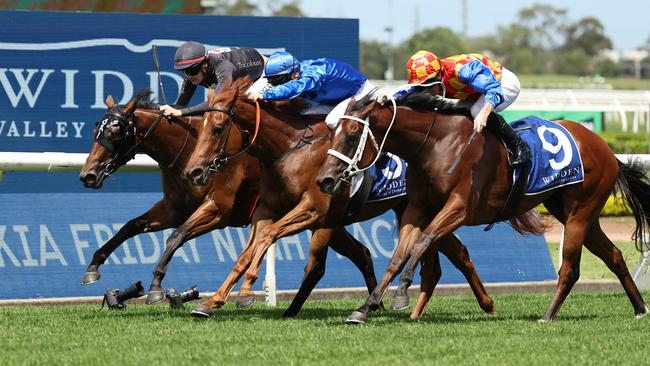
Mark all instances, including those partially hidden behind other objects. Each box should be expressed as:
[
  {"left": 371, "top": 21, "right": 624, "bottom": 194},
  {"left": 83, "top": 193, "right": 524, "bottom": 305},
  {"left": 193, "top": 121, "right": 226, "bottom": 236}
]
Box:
[
  {"left": 183, "top": 78, "right": 494, "bottom": 318},
  {"left": 317, "top": 90, "right": 650, "bottom": 323},
  {"left": 79, "top": 90, "right": 382, "bottom": 315}
]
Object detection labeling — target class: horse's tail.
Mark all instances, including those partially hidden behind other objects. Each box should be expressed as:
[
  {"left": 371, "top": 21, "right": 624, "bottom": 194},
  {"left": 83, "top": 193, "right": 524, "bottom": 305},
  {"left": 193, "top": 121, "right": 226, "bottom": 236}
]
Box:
[
  {"left": 616, "top": 159, "right": 650, "bottom": 252},
  {"left": 508, "top": 209, "right": 549, "bottom": 236}
]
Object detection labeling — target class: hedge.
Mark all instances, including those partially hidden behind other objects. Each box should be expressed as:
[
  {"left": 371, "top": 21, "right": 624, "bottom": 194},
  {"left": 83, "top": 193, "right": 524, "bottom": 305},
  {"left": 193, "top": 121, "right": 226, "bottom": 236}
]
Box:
[{"left": 538, "top": 195, "right": 631, "bottom": 217}]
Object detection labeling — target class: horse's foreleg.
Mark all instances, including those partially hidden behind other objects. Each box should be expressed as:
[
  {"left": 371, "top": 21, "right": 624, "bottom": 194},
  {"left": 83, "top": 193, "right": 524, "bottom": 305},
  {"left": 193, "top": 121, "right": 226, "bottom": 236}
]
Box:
[
  {"left": 193, "top": 207, "right": 274, "bottom": 316},
  {"left": 397, "top": 199, "right": 467, "bottom": 309},
  {"left": 146, "top": 200, "right": 223, "bottom": 304},
  {"left": 583, "top": 222, "right": 648, "bottom": 317},
  {"left": 283, "top": 228, "right": 334, "bottom": 317},
  {"left": 438, "top": 233, "right": 494, "bottom": 314},
  {"left": 82, "top": 200, "right": 177, "bottom": 285},
  {"left": 410, "top": 245, "right": 439, "bottom": 319},
  {"left": 241, "top": 199, "right": 322, "bottom": 298},
  {"left": 347, "top": 204, "right": 426, "bottom": 323},
  {"left": 327, "top": 227, "right": 381, "bottom": 308}
]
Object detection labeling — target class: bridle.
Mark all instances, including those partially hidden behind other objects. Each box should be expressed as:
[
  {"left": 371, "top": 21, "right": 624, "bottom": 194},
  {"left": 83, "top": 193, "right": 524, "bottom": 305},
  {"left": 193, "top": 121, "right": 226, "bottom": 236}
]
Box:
[
  {"left": 326, "top": 96, "right": 397, "bottom": 183},
  {"left": 203, "top": 100, "right": 261, "bottom": 172}
]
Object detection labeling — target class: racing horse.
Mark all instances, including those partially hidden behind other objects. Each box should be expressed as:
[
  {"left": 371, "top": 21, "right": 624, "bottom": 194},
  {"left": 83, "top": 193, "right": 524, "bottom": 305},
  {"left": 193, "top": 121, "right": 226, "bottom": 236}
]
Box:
[
  {"left": 183, "top": 78, "right": 494, "bottom": 318},
  {"left": 79, "top": 89, "right": 387, "bottom": 314},
  {"left": 317, "top": 90, "right": 650, "bottom": 323}
]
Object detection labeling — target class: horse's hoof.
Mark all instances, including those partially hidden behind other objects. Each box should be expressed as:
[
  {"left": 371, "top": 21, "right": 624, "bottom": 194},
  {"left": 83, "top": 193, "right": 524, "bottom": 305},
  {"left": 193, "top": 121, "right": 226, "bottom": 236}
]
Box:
[
  {"left": 283, "top": 308, "right": 298, "bottom": 318},
  {"left": 191, "top": 305, "right": 213, "bottom": 318},
  {"left": 146, "top": 290, "right": 165, "bottom": 305},
  {"left": 538, "top": 318, "right": 551, "bottom": 324},
  {"left": 345, "top": 311, "right": 368, "bottom": 324},
  {"left": 392, "top": 296, "right": 410, "bottom": 311},
  {"left": 235, "top": 296, "right": 257, "bottom": 308},
  {"left": 635, "top": 305, "right": 649, "bottom": 319},
  {"left": 80, "top": 271, "right": 100, "bottom": 286}
]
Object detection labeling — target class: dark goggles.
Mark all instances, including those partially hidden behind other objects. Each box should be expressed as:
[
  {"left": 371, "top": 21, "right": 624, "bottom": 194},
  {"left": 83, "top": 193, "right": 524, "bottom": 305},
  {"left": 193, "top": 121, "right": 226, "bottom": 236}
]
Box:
[
  {"left": 267, "top": 73, "right": 292, "bottom": 86},
  {"left": 183, "top": 64, "right": 202, "bottom": 76}
]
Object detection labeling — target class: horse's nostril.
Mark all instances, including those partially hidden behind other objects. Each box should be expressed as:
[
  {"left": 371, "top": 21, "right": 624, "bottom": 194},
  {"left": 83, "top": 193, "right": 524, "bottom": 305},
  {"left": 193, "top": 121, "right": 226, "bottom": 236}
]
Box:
[{"left": 82, "top": 173, "right": 96, "bottom": 184}]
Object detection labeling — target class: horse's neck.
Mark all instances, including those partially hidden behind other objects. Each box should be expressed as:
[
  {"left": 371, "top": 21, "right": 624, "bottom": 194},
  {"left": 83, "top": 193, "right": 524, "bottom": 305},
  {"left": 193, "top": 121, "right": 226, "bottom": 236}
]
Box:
[
  {"left": 135, "top": 110, "right": 195, "bottom": 168},
  {"left": 237, "top": 104, "right": 324, "bottom": 160}
]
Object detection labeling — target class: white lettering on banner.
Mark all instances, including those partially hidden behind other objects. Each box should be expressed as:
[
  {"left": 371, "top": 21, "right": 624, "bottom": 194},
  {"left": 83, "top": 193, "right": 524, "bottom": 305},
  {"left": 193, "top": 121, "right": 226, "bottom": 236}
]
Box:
[
  {"left": 134, "top": 233, "right": 161, "bottom": 264},
  {"left": 0, "top": 68, "right": 54, "bottom": 107},
  {"left": 39, "top": 225, "right": 67, "bottom": 266},
  {"left": 111, "top": 224, "right": 138, "bottom": 265},
  {"left": 70, "top": 224, "right": 90, "bottom": 265},
  {"left": 55, "top": 121, "right": 68, "bottom": 137},
  {"left": 234, "top": 227, "right": 249, "bottom": 251},
  {"left": 211, "top": 229, "right": 239, "bottom": 263},
  {"left": 40, "top": 121, "right": 52, "bottom": 137},
  {"left": 0, "top": 226, "right": 21, "bottom": 267},
  {"left": 0, "top": 120, "right": 85, "bottom": 138},
  {"left": 91, "top": 70, "right": 134, "bottom": 108},
  {"left": 13, "top": 225, "right": 38, "bottom": 267},
  {"left": 23, "top": 121, "right": 36, "bottom": 137},
  {"left": 371, "top": 220, "right": 397, "bottom": 257},
  {"left": 93, "top": 224, "right": 121, "bottom": 265},
  {"left": 60, "top": 69, "right": 79, "bottom": 108},
  {"left": 279, "top": 232, "right": 306, "bottom": 261}
]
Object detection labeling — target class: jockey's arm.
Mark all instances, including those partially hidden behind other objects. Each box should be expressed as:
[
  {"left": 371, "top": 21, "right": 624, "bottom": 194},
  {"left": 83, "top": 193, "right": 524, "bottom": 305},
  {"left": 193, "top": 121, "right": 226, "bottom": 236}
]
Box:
[
  {"left": 458, "top": 60, "right": 504, "bottom": 109},
  {"left": 262, "top": 71, "right": 323, "bottom": 101}
]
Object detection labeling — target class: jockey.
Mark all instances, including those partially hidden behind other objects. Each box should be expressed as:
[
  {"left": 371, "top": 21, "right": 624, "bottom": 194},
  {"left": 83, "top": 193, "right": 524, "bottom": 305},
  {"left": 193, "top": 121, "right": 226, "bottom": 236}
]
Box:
[
  {"left": 250, "top": 51, "right": 374, "bottom": 129},
  {"left": 160, "top": 41, "right": 265, "bottom": 118},
  {"left": 398, "top": 50, "right": 531, "bottom": 167}
]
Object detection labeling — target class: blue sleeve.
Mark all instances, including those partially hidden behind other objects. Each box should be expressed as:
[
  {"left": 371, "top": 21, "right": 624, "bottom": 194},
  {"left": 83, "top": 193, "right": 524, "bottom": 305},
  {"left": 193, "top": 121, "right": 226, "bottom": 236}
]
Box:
[
  {"left": 457, "top": 60, "right": 504, "bottom": 108},
  {"left": 262, "top": 68, "right": 325, "bottom": 101},
  {"left": 392, "top": 86, "right": 416, "bottom": 99}
]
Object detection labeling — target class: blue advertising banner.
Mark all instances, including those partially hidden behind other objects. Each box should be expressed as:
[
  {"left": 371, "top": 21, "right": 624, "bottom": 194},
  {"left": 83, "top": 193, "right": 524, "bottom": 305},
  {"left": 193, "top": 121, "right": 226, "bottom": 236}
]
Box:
[
  {"left": 0, "top": 10, "right": 359, "bottom": 154},
  {"left": 0, "top": 192, "right": 556, "bottom": 300}
]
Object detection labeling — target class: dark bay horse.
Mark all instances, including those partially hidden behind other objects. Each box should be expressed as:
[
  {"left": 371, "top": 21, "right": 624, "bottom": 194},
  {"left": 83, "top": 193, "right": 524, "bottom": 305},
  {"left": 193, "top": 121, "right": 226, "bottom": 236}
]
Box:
[
  {"left": 317, "top": 91, "right": 650, "bottom": 323},
  {"left": 183, "top": 78, "right": 494, "bottom": 318},
  {"left": 79, "top": 90, "right": 382, "bottom": 314}
]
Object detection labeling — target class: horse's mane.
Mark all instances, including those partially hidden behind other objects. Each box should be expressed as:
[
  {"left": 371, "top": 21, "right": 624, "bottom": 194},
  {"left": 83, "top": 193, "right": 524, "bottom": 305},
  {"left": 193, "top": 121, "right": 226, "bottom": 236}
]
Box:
[
  {"left": 117, "top": 89, "right": 159, "bottom": 111},
  {"left": 396, "top": 91, "right": 472, "bottom": 117}
]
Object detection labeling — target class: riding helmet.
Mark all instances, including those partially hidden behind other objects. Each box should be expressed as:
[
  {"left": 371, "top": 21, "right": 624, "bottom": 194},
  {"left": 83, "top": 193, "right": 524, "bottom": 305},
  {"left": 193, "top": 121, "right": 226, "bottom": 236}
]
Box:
[
  {"left": 407, "top": 50, "right": 442, "bottom": 84},
  {"left": 174, "top": 41, "right": 207, "bottom": 70},
  {"left": 265, "top": 51, "right": 300, "bottom": 77}
]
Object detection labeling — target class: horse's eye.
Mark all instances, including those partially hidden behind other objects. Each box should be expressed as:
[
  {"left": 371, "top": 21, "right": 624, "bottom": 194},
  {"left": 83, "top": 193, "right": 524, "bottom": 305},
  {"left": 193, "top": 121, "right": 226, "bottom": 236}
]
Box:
[{"left": 212, "top": 125, "right": 223, "bottom": 136}]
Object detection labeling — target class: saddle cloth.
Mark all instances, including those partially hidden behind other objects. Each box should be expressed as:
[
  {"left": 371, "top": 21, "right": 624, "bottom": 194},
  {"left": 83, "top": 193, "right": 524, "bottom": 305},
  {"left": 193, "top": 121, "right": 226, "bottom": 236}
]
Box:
[
  {"left": 511, "top": 116, "right": 584, "bottom": 195},
  {"left": 350, "top": 152, "right": 407, "bottom": 202}
]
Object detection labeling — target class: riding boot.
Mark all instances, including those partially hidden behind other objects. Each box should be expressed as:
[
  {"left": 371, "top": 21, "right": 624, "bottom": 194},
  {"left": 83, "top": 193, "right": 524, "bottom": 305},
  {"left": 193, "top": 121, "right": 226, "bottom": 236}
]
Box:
[{"left": 486, "top": 113, "right": 532, "bottom": 167}]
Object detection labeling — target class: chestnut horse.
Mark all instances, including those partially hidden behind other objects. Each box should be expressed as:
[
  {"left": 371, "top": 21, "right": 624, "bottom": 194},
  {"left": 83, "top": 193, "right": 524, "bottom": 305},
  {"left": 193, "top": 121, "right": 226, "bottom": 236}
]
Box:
[
  {"left": 317, "top": 91, "right": 650, "bottom": 323},
  {"left": 184, "top": 78, "right": 494, "bottom": 318},
  {"left": 79, "top": 89, "right": 385, "bottom": 315}
]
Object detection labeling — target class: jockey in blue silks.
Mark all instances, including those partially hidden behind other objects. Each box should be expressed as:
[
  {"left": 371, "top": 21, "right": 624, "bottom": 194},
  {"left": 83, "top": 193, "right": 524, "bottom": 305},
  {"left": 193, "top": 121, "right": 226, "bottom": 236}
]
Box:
[{"left": 250, "top": 51, "right": 374, "bottom": 129}]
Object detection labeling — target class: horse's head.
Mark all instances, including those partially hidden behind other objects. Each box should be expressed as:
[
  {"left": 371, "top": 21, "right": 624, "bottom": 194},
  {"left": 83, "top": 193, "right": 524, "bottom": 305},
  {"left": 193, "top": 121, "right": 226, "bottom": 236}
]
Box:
[
  {"left": 184, "top": 78, "right": 252, "bottom": 186},
  {"left": 79, "top": 90, "right": 151, "bottom": 188},
  {"left": 316, "top": 90, "right": 382, "bottom": 195}
]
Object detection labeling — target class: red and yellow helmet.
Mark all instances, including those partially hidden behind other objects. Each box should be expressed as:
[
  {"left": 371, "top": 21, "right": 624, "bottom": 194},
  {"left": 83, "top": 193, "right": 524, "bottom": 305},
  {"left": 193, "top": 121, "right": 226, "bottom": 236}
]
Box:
[{"left": 406, "top": 50, "right": 442, "bottom": 84}]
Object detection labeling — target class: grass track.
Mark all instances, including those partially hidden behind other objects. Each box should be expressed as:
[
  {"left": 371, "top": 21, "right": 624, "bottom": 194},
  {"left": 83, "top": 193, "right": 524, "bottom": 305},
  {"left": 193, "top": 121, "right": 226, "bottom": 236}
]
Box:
[{"left": 1, "top": 292, "right": 648, "bottom": 365}]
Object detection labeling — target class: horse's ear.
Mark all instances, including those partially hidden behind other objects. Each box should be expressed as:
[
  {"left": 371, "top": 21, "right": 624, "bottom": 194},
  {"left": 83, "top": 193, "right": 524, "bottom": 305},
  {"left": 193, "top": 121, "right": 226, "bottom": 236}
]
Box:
[
  {"left": 124, "top": 95, "right": 139, "bottom": 116},
  {"left": 105, "top": 95, "right": 115, "bottom": 109}
]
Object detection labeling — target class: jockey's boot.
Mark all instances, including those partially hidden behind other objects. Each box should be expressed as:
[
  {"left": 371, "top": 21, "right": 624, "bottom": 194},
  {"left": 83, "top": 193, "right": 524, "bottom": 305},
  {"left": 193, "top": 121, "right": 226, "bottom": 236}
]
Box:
[{"left": 486, "top": 113, "right": 532, "bottom": 168}]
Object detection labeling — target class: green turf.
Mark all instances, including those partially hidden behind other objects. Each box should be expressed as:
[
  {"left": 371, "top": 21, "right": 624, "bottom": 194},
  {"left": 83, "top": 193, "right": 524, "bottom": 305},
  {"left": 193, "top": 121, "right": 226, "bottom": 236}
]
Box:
[
  {"left": 546, "top": 241, "right": 643, "bottom": 280},
  {"left": 1, "top": 292, "right": 648, "bottom": 365}
]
